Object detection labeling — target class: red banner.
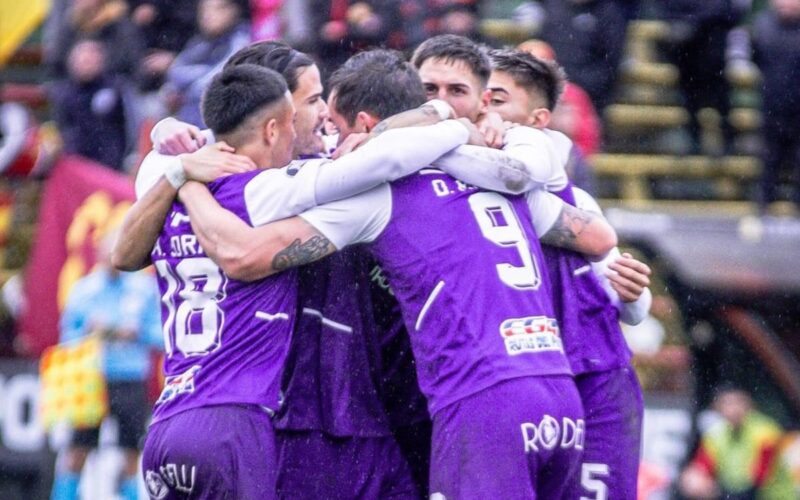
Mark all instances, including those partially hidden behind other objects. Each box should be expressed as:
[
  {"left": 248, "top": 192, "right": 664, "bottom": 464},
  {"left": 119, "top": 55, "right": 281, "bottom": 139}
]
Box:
[{"left": 20, "top": 155, "right": 134, "bottom": 356}]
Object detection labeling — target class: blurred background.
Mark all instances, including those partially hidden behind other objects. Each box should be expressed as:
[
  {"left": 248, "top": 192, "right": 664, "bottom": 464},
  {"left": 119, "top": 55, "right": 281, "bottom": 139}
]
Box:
[{"left": 0, "top": 0, "right": 799, "bottom": 498}]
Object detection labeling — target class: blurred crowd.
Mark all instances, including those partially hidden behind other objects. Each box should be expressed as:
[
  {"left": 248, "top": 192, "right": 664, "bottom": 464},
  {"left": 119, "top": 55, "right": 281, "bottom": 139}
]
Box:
[
  {"left": 0, "top": 1, "right": 798, "bottom": 498},
  {"left": 7, "top": 0, "right": 791, "bottom": 211}
]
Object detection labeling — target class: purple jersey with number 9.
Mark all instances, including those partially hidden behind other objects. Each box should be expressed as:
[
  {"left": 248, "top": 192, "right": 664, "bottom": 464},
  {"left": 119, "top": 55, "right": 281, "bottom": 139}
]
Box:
[
  {"left": 150, "top": 171, "right": 298, "bottom": 424},
  {"left": 368, "top": 172, "right": 572, "bottom": 415}
]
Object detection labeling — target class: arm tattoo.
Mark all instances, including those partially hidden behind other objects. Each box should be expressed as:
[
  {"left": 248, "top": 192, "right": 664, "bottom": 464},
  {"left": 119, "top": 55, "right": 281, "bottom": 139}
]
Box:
[
  {"left": 541, "top": 204, "right": 594, "bottom": 250},
  {"left": 271, "top": 235, "right": 336, "bottom": 271},
  {"left": 371, "top": 105, "right": 440, "bottom": 138}
]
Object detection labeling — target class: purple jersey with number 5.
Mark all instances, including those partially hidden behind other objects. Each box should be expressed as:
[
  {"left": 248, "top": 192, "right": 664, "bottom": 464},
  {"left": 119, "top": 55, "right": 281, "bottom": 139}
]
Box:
[
  {"left": 150, "top": 171, "right": 297, "bottom": 424},
  {"left": 544, "top": 183, "right": 632, "bottom": 374},
  {"left": 368, "top": 172, "right": 572, "bottom": 415}
]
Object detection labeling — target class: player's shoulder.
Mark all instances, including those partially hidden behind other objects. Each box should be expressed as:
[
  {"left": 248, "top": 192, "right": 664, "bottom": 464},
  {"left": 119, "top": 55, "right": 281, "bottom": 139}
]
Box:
[
  {"left": 285, "top": 157, "right": 330, "bottom": 176},
  {"left": 543, "top": 129, "right": 574, "bottom": 158}
]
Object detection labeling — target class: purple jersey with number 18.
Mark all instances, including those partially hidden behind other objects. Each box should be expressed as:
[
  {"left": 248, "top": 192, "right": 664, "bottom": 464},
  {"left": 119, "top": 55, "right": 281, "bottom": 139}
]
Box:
[
  {"left": 150, "top": 170, "right": 297, "bottom": 425},
  {"left": 367, "top": 172, "right": 572, "bottom": 415}
]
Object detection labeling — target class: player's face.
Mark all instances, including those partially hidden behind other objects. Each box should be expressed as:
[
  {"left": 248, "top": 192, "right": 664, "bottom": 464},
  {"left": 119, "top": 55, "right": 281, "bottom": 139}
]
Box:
[
  {"left": 488, "top": 71, "right": 535, "bottom": 126},
  {"left": 290, "top": 64, "right": 329, "bottom": 158},
  {"left": 272, "top": 93, "right": 297, "bottom": 167},
  {"left": 327, "top": 91, "right": 360, "bottom": 144},
  {"left": 418, "top": 58, "right": 487, "bottom": 122}
]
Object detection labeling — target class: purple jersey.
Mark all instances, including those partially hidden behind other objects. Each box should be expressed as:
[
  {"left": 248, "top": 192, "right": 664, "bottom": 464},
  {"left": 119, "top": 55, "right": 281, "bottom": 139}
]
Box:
[
  {"left": 275, "top": 247, "right": 392, "bottom": 437},
  {"left": 368, "top": 172, "right": 572, "bottom": 415},
  {"left": 544, "top": 183, "right": 633, "bottom": 375},
  {"left": 150, "top": 171, "right": 297, "bottom": 424}
]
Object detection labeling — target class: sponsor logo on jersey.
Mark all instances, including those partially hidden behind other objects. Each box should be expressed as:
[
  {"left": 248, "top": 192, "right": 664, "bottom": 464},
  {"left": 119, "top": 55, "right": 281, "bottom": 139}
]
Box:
[
  {"left": 159, "top": 463, "right": 196, "bottom": 494},
  {"left": 156, "top": 365, "right": 200, "bottom": 405},
  {"left": 499, "top": 316, "right": 563, "bottom": 355},
  {"left": 145, "top": 470, "right": 169, "bottom": 499},
  {"left": 521, "top": 415, "right": 585, "bottom": 453}
]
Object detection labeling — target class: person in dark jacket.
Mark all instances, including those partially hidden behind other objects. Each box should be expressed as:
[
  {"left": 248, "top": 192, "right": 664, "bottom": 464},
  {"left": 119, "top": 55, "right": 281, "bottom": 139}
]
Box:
[
  {"left": 44, "top": 0, "right": 144, "bottom": 79},
  {"left": 50, "top": 39, "right": 131, "bottom": 171},
  {"left": 753, "top": 0, "right": 800, "bottom": 210},
  {"left": 663, "top": 0, "right": 748, "bottom": 155},
  {"left": 540, "top": 0, "right": 628, "bottom": 112}
]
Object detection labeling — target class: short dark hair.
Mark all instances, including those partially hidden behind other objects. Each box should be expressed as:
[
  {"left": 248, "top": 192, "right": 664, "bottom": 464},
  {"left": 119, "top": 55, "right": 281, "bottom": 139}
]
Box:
[
  {"left": 224, "top": 41, "right": 315, "bottom": 93},
  {"left": 489, "top": 49, "right": 566, "bottom": 111},
  {"left": 411, "top": 34, "right": 491, "bottom": 87},
  {"left": 201, "top": 64, "right": 288, "bottom": 135},
  {"left": 328, "top": 49, "right": 425, "bottom": 126}
]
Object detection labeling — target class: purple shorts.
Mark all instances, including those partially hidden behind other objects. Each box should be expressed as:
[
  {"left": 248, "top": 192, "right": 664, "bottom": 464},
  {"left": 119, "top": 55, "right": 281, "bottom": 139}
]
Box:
[
  {"left": 276, "top": 430, "right": 419, "bottom": 499},
  {"left": 430, "top": 376, "right": 584, "bottom": 499},
  {"left": 572, "top": 367, "right": 644, "bottom": 500},
  {"left": 142, "top": 404, "right": 276, "bottom": 499}
]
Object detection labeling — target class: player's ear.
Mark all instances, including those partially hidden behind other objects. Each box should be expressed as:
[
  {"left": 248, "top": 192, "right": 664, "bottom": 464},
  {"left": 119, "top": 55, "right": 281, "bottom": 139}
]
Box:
[
  {"left": 263, "top": 117, "right": 279, "bottom": 145},
  {"left": 479, "top": 88, "right": 491, "bottom": 114},
  {"left": 354, "top": 111, "right": 378, "bottom": 133},
  {"left": 529, "top": 108, "right": 551, "bottom": 128}
]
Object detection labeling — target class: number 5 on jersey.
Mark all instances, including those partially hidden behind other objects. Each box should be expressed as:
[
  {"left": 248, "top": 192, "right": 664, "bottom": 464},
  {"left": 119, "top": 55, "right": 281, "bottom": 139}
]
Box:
[{"left": 155, "top": 257, "right": 227, "bottom": 357}]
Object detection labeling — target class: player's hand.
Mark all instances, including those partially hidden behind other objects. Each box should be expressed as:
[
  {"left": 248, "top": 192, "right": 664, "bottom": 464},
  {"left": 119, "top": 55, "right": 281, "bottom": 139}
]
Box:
[
  {"left": 457, "top": 118, "right": 487, "bottom": 147},
  {"left": 153, "top": 118, "right": 207, "bottom": 155},
  {"left": 332, "top": 132, "right": 370, "bottom": 159},
  {"left": 179, "top": 142, "right": 257, "bottom": 183},
  {"left": 476, "top": 112, "right": 507, "bottom": 149},
  {"left": 606, "top": 253, "right": 652, "bottom": 303}
]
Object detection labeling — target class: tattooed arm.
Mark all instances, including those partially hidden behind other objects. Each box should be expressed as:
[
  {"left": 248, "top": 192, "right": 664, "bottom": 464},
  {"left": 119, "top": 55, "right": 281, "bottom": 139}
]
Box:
[
  {"left": 180, "top": 182, "right": 337, "bottom": 281},
  {"left": 528, "top": 190, "right": 617, "bottom": 259}
]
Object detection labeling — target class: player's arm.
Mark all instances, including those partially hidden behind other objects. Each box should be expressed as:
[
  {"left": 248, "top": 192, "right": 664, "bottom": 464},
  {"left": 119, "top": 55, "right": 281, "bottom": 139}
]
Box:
[
  {"left": 571, "top": 187, "right": 652, "bottom": 324},
  {"left": 181, "top": 181, "right": 336, "bottom": 280},
  {"left": 180, "top": 182, "right": 388, "bottom": 281},
  {"left": 527, "top": 190, "right": 617, "bottom": 258},
  {"left": 150, "top": 116, "right": 214, "bottom": 155},
  {"left": 111, "top": 144, "right": 257, "bottom": 271},
  {"left": 432, "top": 126, "right": 557, "bottom": 194}
]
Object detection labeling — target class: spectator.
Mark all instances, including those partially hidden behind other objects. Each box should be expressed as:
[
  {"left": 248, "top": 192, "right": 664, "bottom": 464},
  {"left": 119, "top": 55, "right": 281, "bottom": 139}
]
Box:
[
  {"left": 662, "top": 0, "right": 747, "bottom": 155},
  {"left": 163, "top": 0, "right": 251, "bottom": 128},
  {"left": 49, "top": 39, "right": 133, "bottom": 171},
  {"left": 49, "top": 232, "right": 162, "bottom": 500},
  {"left": 128, "top": 0, "right": 199, "bottom": 92},
  {"left": 752, "top": 0, "right": 800, "bottom": 211},
  {"left": 251, "top": 0, "right": 285, "bottom": 40},
  {"left": 539, "top": 0, "right": 628, "bottom": 112},
  {"left": 518, "top": 38, "right": 603, "bottom": 157},
  {"left": 437, "top": 4, "right": 499, "bottom": 46},
  {"left": 678, "top": 387, "right": 791, "bottom": 499},
  {"left": 44, "top": 0, "right": 144, "bottom": 79},
  {"left": 307, "top": 0, "right": 403, "bottom": 77}
]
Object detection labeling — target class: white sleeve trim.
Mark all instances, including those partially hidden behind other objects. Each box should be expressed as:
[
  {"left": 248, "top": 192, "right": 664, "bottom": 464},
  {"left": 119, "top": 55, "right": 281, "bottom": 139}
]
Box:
[
  {"left": 244, "top": 160, "right": 325, "bottom": 226},
  {"left": 135, "top": 151, "right": 180, "bottom": 199},
  {"left": 313, "top": 120, "right": 468, "bottom": 205},
  {"left": 298, "top": 184, "right": 392, "bottom": 249},
  {"left": 525, "top": 189, "right": 564, "bottom": 236},
  {"left": 571, "top": 186, "right": 603, "bottom": 215}
]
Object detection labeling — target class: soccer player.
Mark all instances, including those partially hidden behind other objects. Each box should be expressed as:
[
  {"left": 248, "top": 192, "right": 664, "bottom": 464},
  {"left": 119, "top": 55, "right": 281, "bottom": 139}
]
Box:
[
  {"left": 120, "top": 41, "right": 549, "bottom": 498},
  {"left": 177, "top": 50, "right": 619, "bottom": 499},
  {"left": 459, "top": 46, "right": 654, "bottom": 499},
  {"left": 131, "top": 64, "right": 473, "bottom": 499}
]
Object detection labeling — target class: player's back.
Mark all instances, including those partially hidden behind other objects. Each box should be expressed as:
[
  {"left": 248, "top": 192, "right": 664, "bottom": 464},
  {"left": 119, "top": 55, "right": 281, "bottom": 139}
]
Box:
[
  {"left": 543, "top": 183, "right": 632, "bottom": 375},
  {"left": 368, "top": 170, "right": 572, "bottom": 415},
  {"left": 150, "top": 171, "right": 297, "bottom": 424}
]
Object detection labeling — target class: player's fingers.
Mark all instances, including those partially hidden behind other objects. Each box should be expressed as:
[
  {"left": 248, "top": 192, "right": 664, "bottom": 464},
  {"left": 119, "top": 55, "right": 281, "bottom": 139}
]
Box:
[
  {"left": 215, "top": 141, "right": 235, "bottom": 153},
  {"left": 159, "top": 138, "right": 180, "bottom": 155},
  {"left": 177, "top": 133, "right": 198, "bottom": 153},
  {"left": 609, "top": 261, "right": 651, "bottom": 287},
  {"left": 188, "top": 126, "right": 207, "bottom": 148},
  {"left": 606, "top": 271, "right": 644, "bottom": 300},
  {"left": 610, "top": 280, "right": 638, "bottom": 302}
]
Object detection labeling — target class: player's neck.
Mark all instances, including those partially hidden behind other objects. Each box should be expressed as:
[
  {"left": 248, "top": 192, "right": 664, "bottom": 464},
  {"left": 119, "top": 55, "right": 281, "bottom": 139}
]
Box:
[{"left": 232, "top": 142, "right": 273, "bottom": 170}]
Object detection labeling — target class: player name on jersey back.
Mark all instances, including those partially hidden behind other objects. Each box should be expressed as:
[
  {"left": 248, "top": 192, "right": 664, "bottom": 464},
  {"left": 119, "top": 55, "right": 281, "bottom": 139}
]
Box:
[
  {"left": 367, "top": 170, "right": 573, "bottom": 415},
  {"left": 150, "top": 173, "right": 298, "bottom": 423}
]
